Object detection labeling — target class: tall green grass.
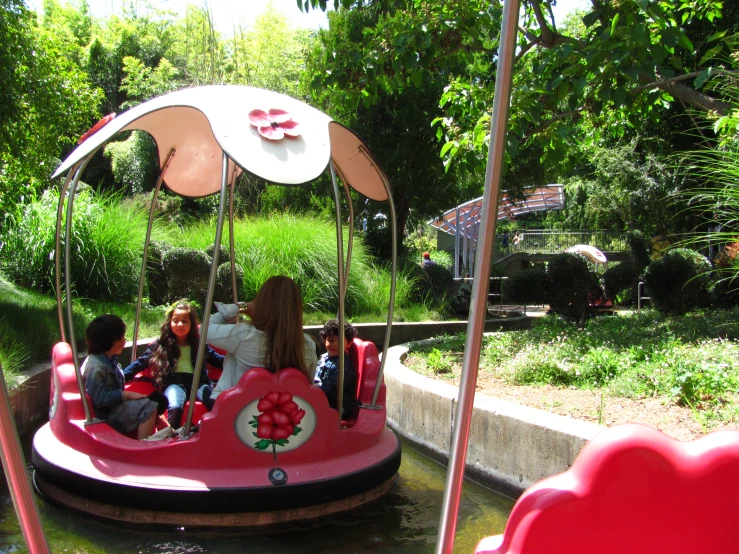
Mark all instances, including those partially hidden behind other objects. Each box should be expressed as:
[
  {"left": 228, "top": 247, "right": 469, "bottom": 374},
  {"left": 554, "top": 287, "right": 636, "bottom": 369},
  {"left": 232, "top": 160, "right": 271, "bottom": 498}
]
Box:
[
  {"left": 175, "top": 214, "right": 414, "bottom": 316},
  {"left": 1, "top": 187, "right": 176, "bottom": 302}
]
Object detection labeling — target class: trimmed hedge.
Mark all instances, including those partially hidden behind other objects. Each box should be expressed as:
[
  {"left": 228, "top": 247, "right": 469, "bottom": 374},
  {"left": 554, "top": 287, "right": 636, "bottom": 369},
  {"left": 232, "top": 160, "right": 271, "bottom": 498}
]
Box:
[
  {"left": 643, "top": 248, "right": 711, "bottom": 314},
  {"left": 215, "top": 262, "right": 244, "bottom": 303},
  {"left": 603, "top": 262, "right": 635, "bottom": 303},
  {"left": 502, "top": 268, "right": 549, "bottom": 306},
  {"left": 161, "top": 248, "right": 211, "bottom": 305},
  {"left": 546, "top": 253, "right": 602, "bottom": 323}
]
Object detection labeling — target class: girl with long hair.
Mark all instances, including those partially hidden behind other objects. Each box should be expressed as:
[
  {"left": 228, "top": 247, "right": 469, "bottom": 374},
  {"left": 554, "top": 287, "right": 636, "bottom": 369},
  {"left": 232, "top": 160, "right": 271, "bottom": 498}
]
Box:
[
  {"left": 123, "top": 301, "right": 224, "bottom": 428},
  {"left": 205, "top": 276, "right": 318, "bottom": 405}
]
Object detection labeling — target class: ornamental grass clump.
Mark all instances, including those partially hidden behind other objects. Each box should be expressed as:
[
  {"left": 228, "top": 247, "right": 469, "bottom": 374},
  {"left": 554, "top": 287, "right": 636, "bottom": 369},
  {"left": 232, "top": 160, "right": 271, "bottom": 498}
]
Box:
[{"left": 1, "top": 187, "right": 175, "bottom": 302}]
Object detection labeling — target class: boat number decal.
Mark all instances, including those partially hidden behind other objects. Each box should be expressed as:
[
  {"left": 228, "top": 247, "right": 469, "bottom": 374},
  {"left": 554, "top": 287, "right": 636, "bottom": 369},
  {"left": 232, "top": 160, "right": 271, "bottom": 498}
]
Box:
[
  {"left": 234, "top": 391, "right": 315, "bottom": 457},
  {"left": 268, "top": 467, "right": 288, "bottom": 486}
]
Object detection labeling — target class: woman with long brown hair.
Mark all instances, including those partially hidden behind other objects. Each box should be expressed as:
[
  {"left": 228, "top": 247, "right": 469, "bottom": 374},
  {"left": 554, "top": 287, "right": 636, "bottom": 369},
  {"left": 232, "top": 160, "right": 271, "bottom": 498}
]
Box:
[{"left": 205, "top": 276, "right": 318, "bottom": 405}]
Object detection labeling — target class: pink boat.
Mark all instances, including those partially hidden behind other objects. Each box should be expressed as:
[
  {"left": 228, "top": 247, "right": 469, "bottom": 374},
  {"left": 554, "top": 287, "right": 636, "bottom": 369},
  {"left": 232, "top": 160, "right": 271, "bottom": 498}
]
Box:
[{"left": 30, "top": 85, "right": 402, "bottom": 525}]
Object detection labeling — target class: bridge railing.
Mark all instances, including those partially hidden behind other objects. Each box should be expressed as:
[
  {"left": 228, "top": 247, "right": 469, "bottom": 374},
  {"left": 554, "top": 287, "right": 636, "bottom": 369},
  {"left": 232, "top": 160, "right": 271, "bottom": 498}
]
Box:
[{"left": 494, "top": 230, "right": 628, "bottom": 258}]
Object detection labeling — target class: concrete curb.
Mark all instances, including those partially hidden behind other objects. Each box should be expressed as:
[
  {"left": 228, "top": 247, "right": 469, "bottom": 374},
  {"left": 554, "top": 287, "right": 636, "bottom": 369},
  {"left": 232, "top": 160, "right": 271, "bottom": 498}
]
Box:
[{"left": 384, "top": 342, "right": 604, "bottom": 497}]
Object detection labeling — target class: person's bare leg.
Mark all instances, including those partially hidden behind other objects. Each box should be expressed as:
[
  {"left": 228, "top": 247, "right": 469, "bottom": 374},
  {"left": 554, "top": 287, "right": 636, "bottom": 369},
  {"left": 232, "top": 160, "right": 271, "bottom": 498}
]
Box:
[{"left": 138, "top": 411, "right": 157, "bottom": 440}]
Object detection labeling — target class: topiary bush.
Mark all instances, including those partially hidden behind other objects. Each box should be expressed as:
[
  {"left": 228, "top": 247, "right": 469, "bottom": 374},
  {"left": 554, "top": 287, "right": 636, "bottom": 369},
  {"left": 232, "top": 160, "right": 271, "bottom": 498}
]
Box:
[
  {"left": 603, "top": 262, "right": 635, "bottom": 303},
  {"left": 161, "top": 248, "right": 211, "bottom": 305},
  {"left": 422, "top": 262, "right": 454, "bottom": 301},
  {"left": 206, "top": 244, "right": 230, "bottom": 265},
  {"left": 643, "top": 249, "right": 711, "bottom": 314},
  {"left": 146, "top": 240, "right": 171, "bottom": 306},
  {"left": 502, "top": 268, "right": 549, "bottom": 306},
  {"left": 546, "top": 253, "right": 602, "bottom": 323},
  {"left": 215, "top": 262, "right": 244, "bottom": 303}
]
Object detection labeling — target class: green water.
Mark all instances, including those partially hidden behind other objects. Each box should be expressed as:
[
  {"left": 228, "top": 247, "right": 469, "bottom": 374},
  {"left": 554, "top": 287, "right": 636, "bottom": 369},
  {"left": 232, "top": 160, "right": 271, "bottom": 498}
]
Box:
[{"left": 0, "top": 442, "right": 513, "bottom": 553}]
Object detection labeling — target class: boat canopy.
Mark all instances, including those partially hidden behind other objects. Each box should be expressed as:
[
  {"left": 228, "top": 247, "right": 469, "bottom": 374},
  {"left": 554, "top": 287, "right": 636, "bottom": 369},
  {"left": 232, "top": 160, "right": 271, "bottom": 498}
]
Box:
[{"left": 53, "top": 85, "right": 389, "bottom": 201}]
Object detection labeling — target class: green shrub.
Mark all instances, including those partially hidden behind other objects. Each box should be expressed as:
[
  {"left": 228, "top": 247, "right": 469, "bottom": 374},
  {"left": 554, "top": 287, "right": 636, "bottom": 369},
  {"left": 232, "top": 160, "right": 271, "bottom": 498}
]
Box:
[
  {"left": 643, "top": 249, "right": 711, "bottom": 314},
  {"left": 448, "top": 279, "right": 472, "bottom": 315},
  {"left": 603, "top": 262, "right": 635, "bottom": 303},
  {"left": 161, "top": 248, "right": 211, "bottom": 305},
  {"left": 423, "top": 263, "right": 454, "bottom": 300},
  {"left": 546, "top": 253, "right": 601, "bottom": 323},
  {"left": 215, "top": 262, "right": 244, "bottom": 303},
  {"left": 146, "top": 240, "right": 171, "bottom": 306},
  {"left": 502, "top": 268, "right": 549, "bottom": 305},
  {"left": 206, "top": 244, "right": 230, "bottom": 264}
]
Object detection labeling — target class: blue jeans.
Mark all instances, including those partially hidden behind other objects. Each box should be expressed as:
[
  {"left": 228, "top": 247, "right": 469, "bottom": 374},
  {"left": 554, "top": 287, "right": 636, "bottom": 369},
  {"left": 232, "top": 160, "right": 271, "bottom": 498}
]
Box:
[{"left": 164, "top": 383, "right": 212, "bottom": 410}]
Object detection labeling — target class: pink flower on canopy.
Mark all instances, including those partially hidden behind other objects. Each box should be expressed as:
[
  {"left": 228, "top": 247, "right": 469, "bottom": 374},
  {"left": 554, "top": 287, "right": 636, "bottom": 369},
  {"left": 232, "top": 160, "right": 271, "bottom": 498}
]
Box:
[{"left": 248, "top": 109, "right": 301, "bottom": 141}]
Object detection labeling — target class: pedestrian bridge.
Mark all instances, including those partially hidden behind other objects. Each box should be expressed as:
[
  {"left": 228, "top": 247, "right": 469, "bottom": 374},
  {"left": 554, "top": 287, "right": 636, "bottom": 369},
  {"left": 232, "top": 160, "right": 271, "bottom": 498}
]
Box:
[{"left": 493, "top": 230, "right": 631, "bottom": 265}]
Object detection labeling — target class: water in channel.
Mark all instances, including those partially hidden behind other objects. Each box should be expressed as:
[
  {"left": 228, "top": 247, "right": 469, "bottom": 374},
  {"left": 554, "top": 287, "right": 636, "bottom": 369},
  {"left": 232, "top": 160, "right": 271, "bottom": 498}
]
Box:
[{"left": 0, "top": 440, "right": 513, "bottom": 553}]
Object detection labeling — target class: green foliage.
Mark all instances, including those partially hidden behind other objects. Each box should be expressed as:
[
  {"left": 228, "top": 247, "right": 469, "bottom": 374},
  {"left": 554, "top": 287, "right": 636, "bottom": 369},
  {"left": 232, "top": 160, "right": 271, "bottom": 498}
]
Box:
[
  {"left": 174, "top": 213, "right": 413, "bottom": 316},
  {"left": 1, "top": 187, "right": 172, "bottom": 302},
  {"left": 627, "top": 230, "right": 652, "bottom": 275},
  {"left": 215, "top": 262, "right": 244, "bottom": 303},
  {"left": 206, "top": 244, "right": 230, "bottom": 264},
  {"left": 643, "top": 249, "right": 711, "bottom": 314},
  {"left": 103, "top": 131, "right": 160, "bottom": 195},
  {"left": 426, "top": 347, "right": 453, "bottom": 375},
  {"left": 161, "top": 248, "right": 211, "bottom": 306},
  {"left": 502, "top": 268, "right": 549, "bottom": 306},
  {"left": 0, "top": 0, "right": 101, "bottom": 220},
  {"left": 0, "top": 275, "right": 87, "bottom": 384},
  {"left": 407, "top": 308, "right": 739, "bottom": 426},
  {"left": 146, "top": 240, "right": 170, "bottom": 306},
  {"left": 546, "top": 253, "right": 602, "bottom": 323},
  {"left": 603, "top": 262, "right": 636, "bottom": 303}
]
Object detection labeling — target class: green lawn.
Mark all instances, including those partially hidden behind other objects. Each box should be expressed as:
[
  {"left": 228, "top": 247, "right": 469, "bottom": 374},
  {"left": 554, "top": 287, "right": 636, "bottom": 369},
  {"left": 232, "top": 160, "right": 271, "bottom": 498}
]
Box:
[{"left": 406, "top": 309, "right": 739, "bottom": 427}]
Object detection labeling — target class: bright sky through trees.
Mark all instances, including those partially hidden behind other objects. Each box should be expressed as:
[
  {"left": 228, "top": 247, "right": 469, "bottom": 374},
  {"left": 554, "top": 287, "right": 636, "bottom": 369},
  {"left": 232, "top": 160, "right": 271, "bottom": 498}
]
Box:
[{"left": 28, "top": 0, "right": 328, "bottom": 34}]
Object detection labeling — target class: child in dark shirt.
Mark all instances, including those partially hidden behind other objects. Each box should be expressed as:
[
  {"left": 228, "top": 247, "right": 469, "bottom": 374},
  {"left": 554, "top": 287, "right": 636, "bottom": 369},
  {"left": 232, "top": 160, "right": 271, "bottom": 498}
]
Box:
[
  {"left": 314, "top": 319, "right": 358, "bottom": 419},
  {"left": 82, "top": 314, "right": 158, "bottom": 439}
]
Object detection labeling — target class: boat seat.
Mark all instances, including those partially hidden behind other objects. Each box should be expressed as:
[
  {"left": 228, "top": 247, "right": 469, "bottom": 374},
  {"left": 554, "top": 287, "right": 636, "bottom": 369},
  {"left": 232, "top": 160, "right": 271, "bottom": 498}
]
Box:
[
  {"left": 475, "top": 424, "right": 739, "bottom": 554},
  {"left": 341, "top": 338, "right": 383, "bottom": 426}
]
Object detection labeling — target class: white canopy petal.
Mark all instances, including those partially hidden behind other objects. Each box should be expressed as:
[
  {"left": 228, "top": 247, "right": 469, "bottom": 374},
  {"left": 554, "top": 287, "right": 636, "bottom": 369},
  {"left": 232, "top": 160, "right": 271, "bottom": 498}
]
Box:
[
  {"left": 53, "top": 85, "right": 333, "bottom": 197},
  {"left": 565, "top": 244, "right": 608, "bottom": 264}
]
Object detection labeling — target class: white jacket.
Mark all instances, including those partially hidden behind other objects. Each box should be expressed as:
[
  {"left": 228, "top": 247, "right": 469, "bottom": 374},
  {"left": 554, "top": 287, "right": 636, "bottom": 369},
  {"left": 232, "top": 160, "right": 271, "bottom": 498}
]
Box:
[{"left": 206, "top": 306, "right": 318, "bottom": 399}]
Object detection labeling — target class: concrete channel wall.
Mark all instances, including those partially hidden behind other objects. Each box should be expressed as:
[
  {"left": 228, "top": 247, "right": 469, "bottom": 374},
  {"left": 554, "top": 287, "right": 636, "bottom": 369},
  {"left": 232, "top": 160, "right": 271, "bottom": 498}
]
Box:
[{"left": 384, "top": 343, "right": 604, "bottom": 498}]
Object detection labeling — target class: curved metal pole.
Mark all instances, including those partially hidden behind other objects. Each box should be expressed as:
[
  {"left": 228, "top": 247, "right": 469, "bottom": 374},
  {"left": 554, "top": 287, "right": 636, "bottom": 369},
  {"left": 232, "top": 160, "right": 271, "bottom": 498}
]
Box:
[
  {"left": 184, "top": 152, "right": 229, "bottom": 436},
  {"left": 64, "top": 152, "right": 97, "bottom": 424},
  {"left": 340, "top": 178, "right": 354, "bottom": 294},
  {"left": 435, "top": 1, "right": 521, "bottom": 552},
  {"left": 329, "top": 162, "right": 346, "bottom": 428},
  {"left": 0, "top": 363, "right": 50, "bottom": 553},
  {"left": 370, "top": 171, "right": 397, "bottom": 407},
  {"left": 229, "top": 169, "right": 238, "bottom": 303},
  {"left": 55, "top": 164, "right": 80, "bottom": 343},
  {"left": 132, "top": 149, "right": 175, "bottom": 360}
]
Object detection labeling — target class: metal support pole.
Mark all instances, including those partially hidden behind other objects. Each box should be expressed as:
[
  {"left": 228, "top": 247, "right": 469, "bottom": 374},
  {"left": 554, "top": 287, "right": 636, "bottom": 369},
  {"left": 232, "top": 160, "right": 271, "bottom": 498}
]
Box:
[
  {"left": 435, "top": 1, "right": 521, "bottom": 551},
  {"left": 63, "top": 152, "right": 97, "bottom": 424},
  {"left": 329, "top": 163, "right": 346, "bottom": 426},
  {"left": 54, "top": 165, "right": 79, "bottom": 344},
  {"left": 370, "top": 170, "right": 398, "bottom": 407},
  {"left": 454, "top": 208, "right": 460, "bottom": 279},
  {"left": 184, "top": 152, "right": 229, "bottom": 436},
  {"left": 0, "top": 363, "right": 50, "bottom": 553},
  {"left": 229, "top": 167, "right": 238, "bottom": 303},
  {"left": 341, "top": 179, "right": 354, "bottom": 295},
  {"left": 132, "top": 149, "right": 175, "bottom": 360}
]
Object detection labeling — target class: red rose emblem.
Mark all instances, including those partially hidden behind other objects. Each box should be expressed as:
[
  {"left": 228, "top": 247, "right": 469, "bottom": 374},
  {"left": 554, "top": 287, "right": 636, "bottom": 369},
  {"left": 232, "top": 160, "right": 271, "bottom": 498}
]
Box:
[{"left": 251, "top": 391, "right": 306, "bottom": 458}]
